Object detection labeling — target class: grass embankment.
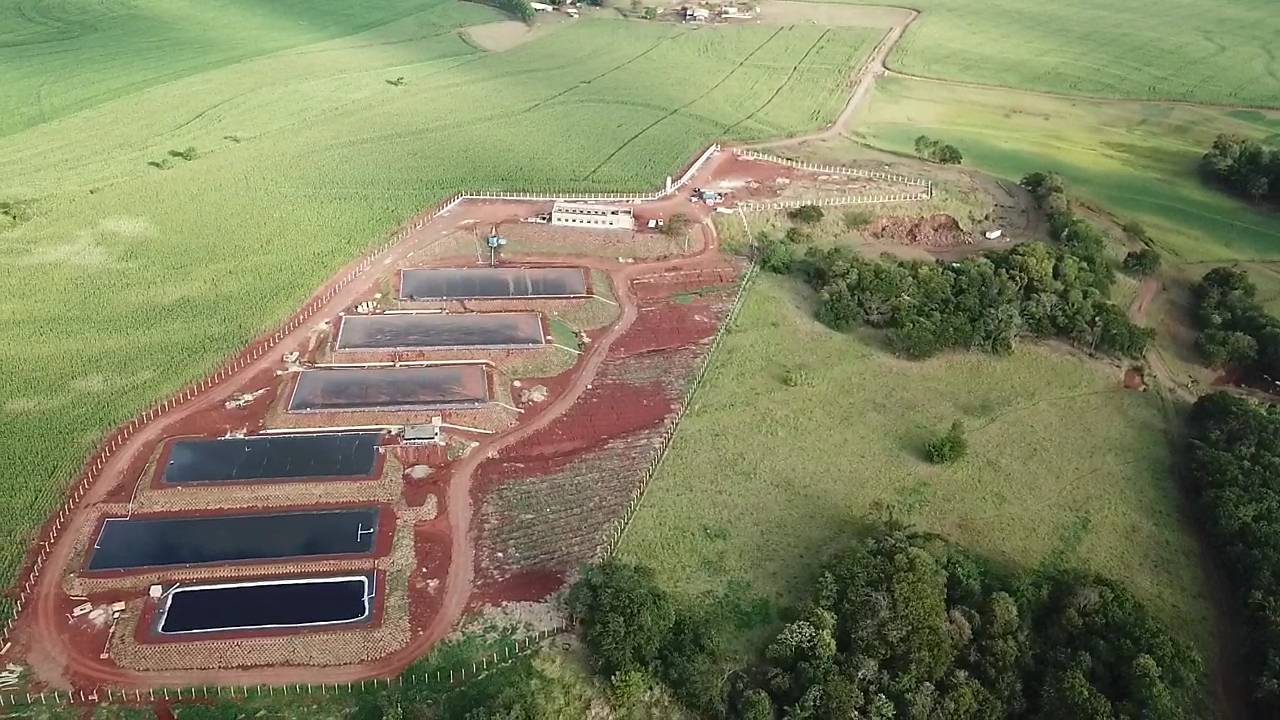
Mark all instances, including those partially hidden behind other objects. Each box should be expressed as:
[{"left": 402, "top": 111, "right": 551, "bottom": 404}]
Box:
[
  {"left": 620, "top": 274, "right": 1214, "bottom": 655},
  {"left": 0, "top": 3, "right": 880, "bottom": 619}
]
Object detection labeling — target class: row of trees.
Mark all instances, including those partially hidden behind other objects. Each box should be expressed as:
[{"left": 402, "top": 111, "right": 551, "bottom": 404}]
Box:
[
  {"left": 758, "top": 171, "right": 1151, "bottom": 360},
  {"left": 1185, "top": 393, "right": 1280, "bottom": 716},
  {"left": 569, "top": 522, "right": 1203, "bottom": 719},
  {"left": 1201, "top": 133, "right": 1280, "bottom": 204},
  {"left": 1192, "top": 266, "right": 1280, "bottom": 378}
]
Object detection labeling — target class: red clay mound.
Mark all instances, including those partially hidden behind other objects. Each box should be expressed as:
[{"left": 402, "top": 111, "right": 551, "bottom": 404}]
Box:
[{"left": 869, "top": 214, "right": 968, "bottom": 248}]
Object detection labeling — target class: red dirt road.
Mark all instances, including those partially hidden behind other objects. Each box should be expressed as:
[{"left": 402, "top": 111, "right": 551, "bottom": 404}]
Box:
[{"left": 18, "top": 191, "right": 727, "bottom": 690}]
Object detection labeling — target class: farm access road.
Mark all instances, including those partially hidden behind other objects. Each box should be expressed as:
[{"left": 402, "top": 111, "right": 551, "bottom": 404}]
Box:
[{"left": 19, "top": 153, "right": 738, "bottom": 691}]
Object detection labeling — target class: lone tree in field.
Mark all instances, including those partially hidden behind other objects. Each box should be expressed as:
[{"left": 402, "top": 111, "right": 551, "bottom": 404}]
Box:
[
  {"left": 1122, "top": 248, "right": 1161, "bottom": 276},
  {"left": 925, "top": 420, "right": 968, "bottom": 464},
  {"left": 914, "top": 135, "right": 964, "bottom": 165},
  {"left": 787, "top": 204, "right": 824, "bottom": 225}
]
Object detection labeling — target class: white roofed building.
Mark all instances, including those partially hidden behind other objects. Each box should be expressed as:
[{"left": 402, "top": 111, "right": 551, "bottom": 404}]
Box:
[{"left": 550, "top": 201, "right": 636, "bottom": 230}]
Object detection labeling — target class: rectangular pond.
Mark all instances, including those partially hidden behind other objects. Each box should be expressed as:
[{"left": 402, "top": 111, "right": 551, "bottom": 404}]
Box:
[
  {"left": 399, "top": 267, "right": 587, "bottom": 300},
  {"left": 288, "top": 365, "right": 489, "bottom": 412},
  {"left": 158, "top": 574, "right": 373, "bottom": 635},
  {"left": 87, "top": 508, "right": 379, "bottom": 572},
  {"left": 336, "top": 313, "right": 545, "bottom": 351},
  {"left": 161, "top": 432, "right": 382, "bottom": 484}
]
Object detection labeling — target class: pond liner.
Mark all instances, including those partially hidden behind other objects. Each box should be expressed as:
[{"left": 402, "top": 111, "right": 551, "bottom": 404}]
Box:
[
  {"left": 160, "top": 432, "right": 382, "bottom": 484},
  {"left": 157, "top": 574, "right": 373, "bottom": 634},
  {"left": 335, "top": 313, "right": 545, "bottom": 350},
  {"left": 86, "top": 507, "right": 379, "bottom": 572},
  {"left": 287, "top": 365, "right": 490, "bottom": 412},
  {"left": 399, "top": 267, "right": 587, "bottom": 300}
]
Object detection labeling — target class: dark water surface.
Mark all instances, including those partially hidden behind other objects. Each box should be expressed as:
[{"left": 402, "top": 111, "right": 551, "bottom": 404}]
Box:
[
  {"left": 162, "top": 433, "right": 381, "bottom": 484},
  {"left": 88, "top": 508, "right": 379, "bottom": 571}
]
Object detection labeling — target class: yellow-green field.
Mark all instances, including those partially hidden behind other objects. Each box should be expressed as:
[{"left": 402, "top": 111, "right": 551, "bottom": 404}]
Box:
[{"left": 621, "top": 274, "right": 1215, "bottom": 654}]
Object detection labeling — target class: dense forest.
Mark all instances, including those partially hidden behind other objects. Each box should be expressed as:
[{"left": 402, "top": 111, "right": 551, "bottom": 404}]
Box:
[
  {"left": 758, "top": 172, "right": 1150, "bottom": 359},
  {"left": 1186, "top": 393, "right": 1280, "bottom": 716},
  {"left": 569, "top": 523, "right": 1203, "bottom": 719},
  {"left": 1193, "top": 266, "right": 1280, "bottom": 380},
  {"left": 1201, "top": 134, "right": 1280, "bottom": 204}
]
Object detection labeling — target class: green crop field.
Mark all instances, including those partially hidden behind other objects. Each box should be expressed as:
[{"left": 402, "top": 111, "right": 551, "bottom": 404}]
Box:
[
  {"left": 823, "top": 0, "right": 1280, "bottom": 106},
  {"left": 620, "top": 273, "right": 1215, "bottom": 654},
  {"left": 0, "top": 1, "right": 880, "bottom": 620}
]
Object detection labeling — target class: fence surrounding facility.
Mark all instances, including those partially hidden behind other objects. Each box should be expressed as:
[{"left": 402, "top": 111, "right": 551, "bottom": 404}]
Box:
[
  {"left": 736, "top": 191, "right": 929, "bottom": 213},
  {"left": 460, "top": 143, "right": 721, "bottom": 204},
  {"left": 0, "top": 624, "right": 570, "bottom": 708},
  {"left": 0, "top": 139, "right": 930, "bottom": 708},
  {"left": 735, "top": 148, "right": 933, "bottom": 194},
  {"left": 0, "top": 144, "right": 736, "bottom": 709}
]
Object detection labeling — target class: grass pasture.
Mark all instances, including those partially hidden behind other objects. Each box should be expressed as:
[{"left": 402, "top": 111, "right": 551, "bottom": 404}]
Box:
[
  {"left": 824, "top": 0, "right": 1280, "bottom": 106},
  {"left": 620, "top": 274, "right": 1215, "bottom": 654},
  {"left": 853, "top": 76, "right": 1280, "bottom": 265},
  {"left": 0, "top": 3, "right": 880, "bottom": 621}
]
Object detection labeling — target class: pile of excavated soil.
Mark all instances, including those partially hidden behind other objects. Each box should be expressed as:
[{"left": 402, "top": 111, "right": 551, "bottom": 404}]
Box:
[{"left": 868, "top": 214, "right": 968, "bottom": 248}]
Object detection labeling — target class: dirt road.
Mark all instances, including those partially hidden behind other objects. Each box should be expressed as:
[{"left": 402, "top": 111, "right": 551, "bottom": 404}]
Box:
[{"left": 744, "top": 8, "right": 919, "bottom": 149}]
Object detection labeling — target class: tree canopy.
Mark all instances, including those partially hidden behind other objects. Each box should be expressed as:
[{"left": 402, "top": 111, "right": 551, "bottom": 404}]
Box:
[
  {"left": 1192, "top": 266, "right": 1280, "bottom": 377},
  {"left": 755, "top": 172, "right": 1149, "bottom": 360},
  {"left": 1186, "top": 393, "right": 1280, "bottom": 716},
  {"left": 569, "top": 523, "right": 1204, "bottom": 719},
  {"left": 914, "top": 135, "right": 964, "bottom": 165},
  {"left": 1201, "top": 133, "right": 1280, "bottom": 204}
]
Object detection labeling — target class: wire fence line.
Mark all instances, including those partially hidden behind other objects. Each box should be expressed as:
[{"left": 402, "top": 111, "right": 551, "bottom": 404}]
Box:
[
  {"left": 461, "top": 143, "right": 721, "bottom": 204},
  {"left": 0, "top": 625, "right": 571, "bottom": 708},
  {"left": 736, "top": 191, "right": 929, "bottom": 213},
  {"left": 735, "top": 148, "right": 933, "bottom": 193}
]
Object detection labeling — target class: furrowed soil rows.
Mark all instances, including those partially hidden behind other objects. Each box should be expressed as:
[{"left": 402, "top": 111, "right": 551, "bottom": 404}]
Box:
[{"left": 471, "top": 285, "right": 738, "bottom": 598}]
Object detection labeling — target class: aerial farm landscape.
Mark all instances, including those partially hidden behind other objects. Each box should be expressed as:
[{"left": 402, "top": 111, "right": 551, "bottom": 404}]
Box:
[{"left": 1, "top": 0, "right": 1279, "bottom": 718}]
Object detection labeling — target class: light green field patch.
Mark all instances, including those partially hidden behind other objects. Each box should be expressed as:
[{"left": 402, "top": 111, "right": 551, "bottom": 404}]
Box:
[
  {"left": 819, "top": 0, "right": 1280, "bottom": 106},
  {"left": 621, "top": 274, "right": 1214, "bottom": 654},
  {"left": 853, "top": 76, "right": 1280, "bottom": 263}
]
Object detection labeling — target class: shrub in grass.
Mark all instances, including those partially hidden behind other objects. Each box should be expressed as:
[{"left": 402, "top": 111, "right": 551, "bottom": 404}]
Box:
[
  {"left": 787, "top": 204, "right": 824, "bottom": 225},
  {"left": 1121, "top": 219, "right": 1150, "bottom": 243},
  {"left": 782, "top": 367, "right": 810, "bottom": 388},
  {"left": 925, "top": 420, "right": 967, "bottom": 464},
  {"left": 662, "top": 212, "right": 691, "bottom": 237},
  {"left": 168, "top": 146, "right": 199, "bottom": 161},
  {"left": 842, "top": 208, "right": 872, "bottom": 229},
  {"left": 757, "top": 232, "right": 795, "bottom": 274}
]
